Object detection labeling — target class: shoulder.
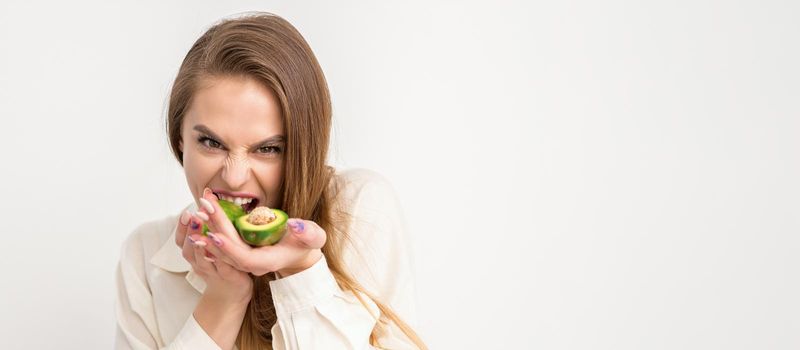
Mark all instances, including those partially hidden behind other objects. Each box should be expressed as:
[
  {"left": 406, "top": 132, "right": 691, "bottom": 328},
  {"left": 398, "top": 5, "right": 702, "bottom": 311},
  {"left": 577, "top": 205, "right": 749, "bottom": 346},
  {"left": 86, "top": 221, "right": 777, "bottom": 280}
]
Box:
[
  {"left": 330, "top": 167, "right": 402, "bottom": 212},
  {"left": 329, "top": 166, "right": 409, "bottom": 250},
  {"left": 331, "top": 167, "right": 394, "bottom": 191}
]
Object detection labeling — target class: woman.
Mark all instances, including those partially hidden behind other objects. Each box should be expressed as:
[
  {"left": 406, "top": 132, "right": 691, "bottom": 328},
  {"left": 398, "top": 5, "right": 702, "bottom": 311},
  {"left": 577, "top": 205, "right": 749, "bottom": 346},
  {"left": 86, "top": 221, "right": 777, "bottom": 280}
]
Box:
[{"left": 114, "top": 12, "right": 426, "bottom": 350}]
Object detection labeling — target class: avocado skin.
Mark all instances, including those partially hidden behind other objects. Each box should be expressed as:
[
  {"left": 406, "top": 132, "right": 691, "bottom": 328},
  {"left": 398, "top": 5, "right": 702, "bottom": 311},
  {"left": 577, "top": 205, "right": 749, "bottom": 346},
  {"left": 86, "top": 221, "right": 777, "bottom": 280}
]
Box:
[
  {"left": 234, "top": 209, "right": 289, "bottom": 246},
  {"left": 201, "top": 199, "right": 247, "bottom": 235}
]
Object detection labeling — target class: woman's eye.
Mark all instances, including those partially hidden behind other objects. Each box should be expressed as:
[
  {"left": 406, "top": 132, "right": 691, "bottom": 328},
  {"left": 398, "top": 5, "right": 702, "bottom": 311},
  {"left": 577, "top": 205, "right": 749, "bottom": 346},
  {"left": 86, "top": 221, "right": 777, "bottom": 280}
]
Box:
[
  {"left": 258, "top": 146, "right": 282, "bottom": 155},
  {"left": 198, "top": 136, "right": 222, "bottom": 149}
]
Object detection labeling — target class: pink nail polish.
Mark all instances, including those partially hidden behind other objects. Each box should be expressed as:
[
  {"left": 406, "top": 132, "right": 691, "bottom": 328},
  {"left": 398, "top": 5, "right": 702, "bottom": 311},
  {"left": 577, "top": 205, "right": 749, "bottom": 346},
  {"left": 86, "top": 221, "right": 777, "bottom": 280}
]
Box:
[
  {"left": 192, "top": 211, "right": 209, "bottom": 221},
  {"left": 207, "top": 232, "right": 223, "bottom": 247},
  {"left": 199, "top": 198, "right": 216, "bottom": 214},
  {"left": 179, "top": 211, "right": 191, "bottom": 225}
]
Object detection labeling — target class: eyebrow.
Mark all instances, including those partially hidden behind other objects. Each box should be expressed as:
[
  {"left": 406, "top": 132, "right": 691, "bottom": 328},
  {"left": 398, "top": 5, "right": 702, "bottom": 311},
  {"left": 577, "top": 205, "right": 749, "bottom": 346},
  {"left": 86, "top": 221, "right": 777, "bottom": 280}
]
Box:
[{"left": 193, "top": 124, "right": 285, "bottom": 148}]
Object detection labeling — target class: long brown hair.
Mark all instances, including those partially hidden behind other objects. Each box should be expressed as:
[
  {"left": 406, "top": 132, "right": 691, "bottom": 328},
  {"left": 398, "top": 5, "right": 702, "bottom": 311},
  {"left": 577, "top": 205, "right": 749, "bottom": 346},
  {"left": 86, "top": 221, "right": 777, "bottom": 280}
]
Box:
[{"left": 165, "top": 12, "right": 426, "bottom": 349}]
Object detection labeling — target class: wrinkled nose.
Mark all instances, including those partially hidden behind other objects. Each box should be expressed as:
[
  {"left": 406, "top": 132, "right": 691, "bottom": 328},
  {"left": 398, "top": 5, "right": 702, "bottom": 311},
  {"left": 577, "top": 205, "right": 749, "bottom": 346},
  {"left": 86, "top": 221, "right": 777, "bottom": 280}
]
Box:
[{"left": 221, "top": 155, "right": 251, "bottom": 189}]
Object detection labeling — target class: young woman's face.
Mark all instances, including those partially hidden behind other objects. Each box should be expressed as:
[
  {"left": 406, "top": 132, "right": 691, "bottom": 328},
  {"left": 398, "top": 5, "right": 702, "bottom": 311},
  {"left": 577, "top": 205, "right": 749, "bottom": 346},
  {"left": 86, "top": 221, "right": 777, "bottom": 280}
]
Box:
[{"left": 179, "top": 75, "right": 285, "bottom": 211}]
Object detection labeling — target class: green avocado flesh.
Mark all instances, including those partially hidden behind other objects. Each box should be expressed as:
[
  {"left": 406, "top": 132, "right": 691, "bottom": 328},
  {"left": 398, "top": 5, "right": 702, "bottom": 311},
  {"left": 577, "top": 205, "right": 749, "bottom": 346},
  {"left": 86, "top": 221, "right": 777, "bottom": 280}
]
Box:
[
  {"left": 235, "top": 209, "right": 288, "bottom": 246},
  {"left": 200, "top": 199, "right": 287, "bottom": 246},
  {"left": 202, "top": 199, "right": 247, "bottom": 235}
]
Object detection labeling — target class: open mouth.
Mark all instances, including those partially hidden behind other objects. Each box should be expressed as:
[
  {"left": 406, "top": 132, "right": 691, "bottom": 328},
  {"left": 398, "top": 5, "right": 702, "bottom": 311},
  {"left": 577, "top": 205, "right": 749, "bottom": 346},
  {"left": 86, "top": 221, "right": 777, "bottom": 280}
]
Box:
[
  {"left": 213, "top": 191, "right": 259, "bottom": 214},
  {"left": 244, "top": 199, "right": 259, "bottom": 213}
]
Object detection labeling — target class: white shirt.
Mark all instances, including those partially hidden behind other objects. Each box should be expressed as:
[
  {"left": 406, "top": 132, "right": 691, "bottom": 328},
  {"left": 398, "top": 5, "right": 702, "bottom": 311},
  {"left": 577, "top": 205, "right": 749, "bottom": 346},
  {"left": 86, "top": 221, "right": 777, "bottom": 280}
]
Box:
[{"left": 114, "top": 168, "right": 419, "bottom": 349}]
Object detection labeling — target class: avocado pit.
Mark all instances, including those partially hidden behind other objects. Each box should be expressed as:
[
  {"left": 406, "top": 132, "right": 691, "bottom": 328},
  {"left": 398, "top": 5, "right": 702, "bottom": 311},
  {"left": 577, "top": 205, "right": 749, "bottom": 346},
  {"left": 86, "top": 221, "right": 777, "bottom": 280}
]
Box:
[{"left": 246, "top": 206, "right": 277, "bottom": 225}]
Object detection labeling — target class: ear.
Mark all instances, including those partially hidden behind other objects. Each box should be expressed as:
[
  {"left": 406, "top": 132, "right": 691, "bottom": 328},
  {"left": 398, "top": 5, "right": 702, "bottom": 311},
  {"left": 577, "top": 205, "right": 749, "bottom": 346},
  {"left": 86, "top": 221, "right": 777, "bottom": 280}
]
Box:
[{"left": 179, "top": 140, "right": 183, "bottom": 152}]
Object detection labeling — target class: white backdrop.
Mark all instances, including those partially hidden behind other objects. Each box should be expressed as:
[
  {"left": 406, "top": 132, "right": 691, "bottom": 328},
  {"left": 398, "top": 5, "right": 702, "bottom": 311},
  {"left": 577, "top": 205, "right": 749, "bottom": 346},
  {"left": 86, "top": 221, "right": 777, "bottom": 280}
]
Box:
[{"left": 1, "top": 1, "right": 798, "bottom": 349}]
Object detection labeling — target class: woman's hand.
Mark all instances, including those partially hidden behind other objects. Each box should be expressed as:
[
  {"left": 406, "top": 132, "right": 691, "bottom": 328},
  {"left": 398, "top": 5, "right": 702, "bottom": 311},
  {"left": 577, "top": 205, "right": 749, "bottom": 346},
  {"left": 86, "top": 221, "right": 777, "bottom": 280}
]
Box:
[
  {"left": 194, "top": 188, "right": 325, "bottom": 278},
  {"left": 175, "top": 207, "right": 254, "bottom": 304}
]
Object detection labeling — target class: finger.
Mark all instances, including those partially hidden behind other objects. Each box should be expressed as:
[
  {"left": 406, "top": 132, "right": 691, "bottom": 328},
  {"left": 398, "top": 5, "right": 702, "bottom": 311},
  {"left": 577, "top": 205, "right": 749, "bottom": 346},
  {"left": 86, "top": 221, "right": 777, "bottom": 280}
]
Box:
[
  {"left": 187, "top": 207, "right": 218, "bottom": 261},
  {"left": 181, "top": 234, "right": 197, "bottom": 266},
  {"left": 199, "top": 188, "right": 246, "bottom": 244},
  {"left": 285, "top": 218, "right": 327, "bottom": 249},
  {"left": 204, "top": 232, "right": 243, "bottom": 269},
  {"left": 206, "top": 232, "right": 252, "bottom": 273},
  {"left": 183, "top": 216, "right": 208, "bottom": 266},
  {"left": 192, "top": 239, "right": 218, "bottom": 275},
  {"left": 196, "top": 190, "right": 254, "bottom": 269},
  {"left": 175, "top": 210, "right": 192, "bottom": 248}
]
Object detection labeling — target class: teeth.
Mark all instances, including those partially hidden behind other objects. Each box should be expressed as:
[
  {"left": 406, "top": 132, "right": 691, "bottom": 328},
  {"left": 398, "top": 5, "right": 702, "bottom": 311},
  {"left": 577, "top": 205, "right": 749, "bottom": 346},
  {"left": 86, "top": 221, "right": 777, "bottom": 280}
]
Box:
[{"left": 217, "top": 194, "right": 254, "bottom": 206}]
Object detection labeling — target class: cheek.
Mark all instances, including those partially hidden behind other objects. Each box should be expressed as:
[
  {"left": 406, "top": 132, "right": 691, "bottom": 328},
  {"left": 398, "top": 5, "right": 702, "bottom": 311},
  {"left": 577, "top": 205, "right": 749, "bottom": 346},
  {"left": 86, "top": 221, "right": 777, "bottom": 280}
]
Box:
[
  {"left": 252, "top": 163, "right": 283, "bottom": 185},
  {"left": 182, "top": 150, "right": 221, "bottom": 188},
  {"left": 252, "top": 162, "right": 284, "bottom": 204}
]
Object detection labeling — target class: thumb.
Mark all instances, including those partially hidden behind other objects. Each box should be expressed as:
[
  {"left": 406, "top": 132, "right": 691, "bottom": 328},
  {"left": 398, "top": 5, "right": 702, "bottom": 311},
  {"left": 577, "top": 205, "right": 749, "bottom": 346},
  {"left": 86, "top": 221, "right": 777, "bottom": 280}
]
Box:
[{"left": 287, "top": 219, "right": 326, "bottom": 249}]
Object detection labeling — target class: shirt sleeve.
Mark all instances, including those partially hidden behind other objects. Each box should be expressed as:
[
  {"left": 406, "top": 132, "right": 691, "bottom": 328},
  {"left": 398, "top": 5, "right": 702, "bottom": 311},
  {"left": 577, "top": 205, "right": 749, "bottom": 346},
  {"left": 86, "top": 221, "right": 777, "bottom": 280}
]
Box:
[
  {"left": 268, "top": 172, "right": 420, "bottom": 349},
  {"left": 114, "top": 231, "right": 222, "bottom": 350},
  {"left": 268, "top": 255, "right": 379, "bottom": 349}
]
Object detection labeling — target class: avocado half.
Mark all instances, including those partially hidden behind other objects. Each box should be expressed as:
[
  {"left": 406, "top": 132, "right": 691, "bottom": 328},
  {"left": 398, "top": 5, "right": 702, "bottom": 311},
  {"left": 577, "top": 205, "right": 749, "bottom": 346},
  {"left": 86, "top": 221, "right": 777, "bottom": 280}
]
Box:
[
  {"left": 235, "top": 208, "right": 288, "bottom": 246},
  {"left": 200, "top": 199, "right": 288, "bottom": 246}
]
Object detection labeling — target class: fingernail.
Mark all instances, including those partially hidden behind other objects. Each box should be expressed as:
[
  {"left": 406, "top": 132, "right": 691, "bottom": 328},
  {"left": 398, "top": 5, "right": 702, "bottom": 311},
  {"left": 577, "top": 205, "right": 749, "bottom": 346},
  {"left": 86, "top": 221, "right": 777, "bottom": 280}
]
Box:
[
  {"left": 179, "top": 210, "right": 191, "bottom": 225},
  {"left": 288, "top": 219, "right": 305, "bottom": 232},
  {"left": 199, "top": 198, "right": 216, "bottom": 215},
  {"left": 203, "top": 187, "right": 218, "bottom": 200},
  {"left": 187, "top": 235, "right": 196, "bottom": 243},
  {"left": 207, "top": 232, "right": 223, "bottom": 247},
  {"left": 192, "top": 211, "right": 209, "bottom": 222},
  {"left": 193, "top": 240, "right": 207, "bottom": 248}
]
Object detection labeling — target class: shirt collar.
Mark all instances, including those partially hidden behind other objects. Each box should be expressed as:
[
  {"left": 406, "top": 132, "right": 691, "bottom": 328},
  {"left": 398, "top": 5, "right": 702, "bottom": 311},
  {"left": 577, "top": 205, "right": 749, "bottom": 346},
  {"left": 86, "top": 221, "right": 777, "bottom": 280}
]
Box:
[{"left": 149, "top": 201, "right": 207, "bottom": 294}]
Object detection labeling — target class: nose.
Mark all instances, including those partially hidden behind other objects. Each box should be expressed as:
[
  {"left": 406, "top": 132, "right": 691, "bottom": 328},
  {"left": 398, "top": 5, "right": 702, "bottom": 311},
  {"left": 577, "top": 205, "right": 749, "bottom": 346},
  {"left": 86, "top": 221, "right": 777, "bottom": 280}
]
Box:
[{"left": 221, "top": 154, "right": 251, "bottom": 189}]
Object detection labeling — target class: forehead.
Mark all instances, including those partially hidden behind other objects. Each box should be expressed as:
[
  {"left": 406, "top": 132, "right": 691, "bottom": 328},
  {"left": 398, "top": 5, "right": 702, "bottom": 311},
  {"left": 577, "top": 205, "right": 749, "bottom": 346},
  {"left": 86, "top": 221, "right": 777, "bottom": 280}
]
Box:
[{"left": 184, "top": 75, "right": 284, "bottom": 137}]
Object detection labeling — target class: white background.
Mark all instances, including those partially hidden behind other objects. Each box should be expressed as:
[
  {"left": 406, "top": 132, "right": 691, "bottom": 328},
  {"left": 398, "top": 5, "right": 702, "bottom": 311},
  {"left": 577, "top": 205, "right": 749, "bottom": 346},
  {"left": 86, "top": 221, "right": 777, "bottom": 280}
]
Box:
[{"left": 1, "top": 1, "right": 798, "bottom": 349}]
